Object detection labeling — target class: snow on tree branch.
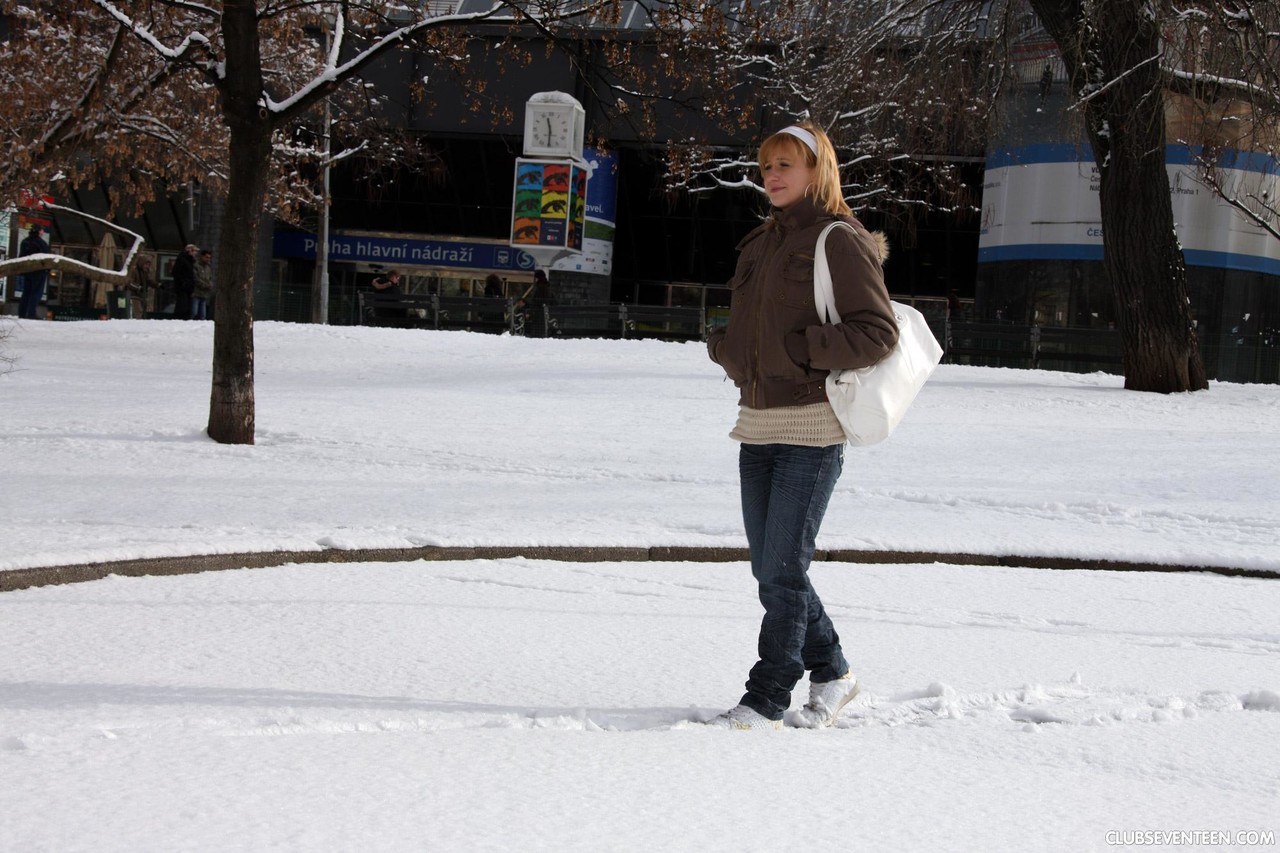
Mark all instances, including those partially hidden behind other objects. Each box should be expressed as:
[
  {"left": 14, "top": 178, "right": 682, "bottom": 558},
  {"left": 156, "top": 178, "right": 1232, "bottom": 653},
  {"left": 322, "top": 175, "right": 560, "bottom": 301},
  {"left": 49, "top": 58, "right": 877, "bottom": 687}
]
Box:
[
  {"left": 263, "top": 5, "right": 511, "bottom": 118},
  {"left": 0, "top": 203, "right": 144, "bottom": 284},
  {"left": 89, "top": 0, "right": 217, "bottom": 69}
]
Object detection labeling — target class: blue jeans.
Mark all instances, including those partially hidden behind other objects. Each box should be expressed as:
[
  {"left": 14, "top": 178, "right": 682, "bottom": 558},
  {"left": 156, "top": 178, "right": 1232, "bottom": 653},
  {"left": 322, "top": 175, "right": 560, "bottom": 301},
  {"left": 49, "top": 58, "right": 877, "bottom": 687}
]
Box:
[
  {"left": 191, "top": 297, "right": 209, "bottom": 320},
  {"left": 738, "top": 443, "right": 849, "bottom": 720}
]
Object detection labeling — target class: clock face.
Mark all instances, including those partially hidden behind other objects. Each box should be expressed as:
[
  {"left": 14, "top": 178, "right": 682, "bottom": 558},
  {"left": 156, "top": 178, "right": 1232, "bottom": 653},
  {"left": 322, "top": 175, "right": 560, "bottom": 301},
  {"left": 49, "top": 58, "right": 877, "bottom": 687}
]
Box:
[
  {"left": 523, "top": 102, "right": 581, "bottom": 157},
  {"left": 533, "top": 108, "right": 570, "bottom": 148}
]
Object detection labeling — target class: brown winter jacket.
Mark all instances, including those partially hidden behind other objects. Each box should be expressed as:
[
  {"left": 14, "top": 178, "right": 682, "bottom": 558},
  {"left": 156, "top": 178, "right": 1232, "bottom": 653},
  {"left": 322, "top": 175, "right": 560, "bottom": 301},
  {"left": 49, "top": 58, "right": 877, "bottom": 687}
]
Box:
[{"left": 706, "top": 197, "right": 898, "bottom": 410}]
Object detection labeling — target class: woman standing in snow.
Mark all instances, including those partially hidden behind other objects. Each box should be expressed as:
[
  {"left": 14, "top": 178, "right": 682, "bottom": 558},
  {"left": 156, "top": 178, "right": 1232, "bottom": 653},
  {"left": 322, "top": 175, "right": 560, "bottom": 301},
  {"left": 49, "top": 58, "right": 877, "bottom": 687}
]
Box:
[{"left": 704, "top": 121, "right": 898, "bottom": 730}]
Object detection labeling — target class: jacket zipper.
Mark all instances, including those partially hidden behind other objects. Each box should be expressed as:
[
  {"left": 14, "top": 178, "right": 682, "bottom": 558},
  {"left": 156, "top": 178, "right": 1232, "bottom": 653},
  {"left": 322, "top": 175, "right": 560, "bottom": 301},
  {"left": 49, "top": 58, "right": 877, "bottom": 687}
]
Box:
[{"left": 749, "top": 241, "right": 767, "bottom": 408}]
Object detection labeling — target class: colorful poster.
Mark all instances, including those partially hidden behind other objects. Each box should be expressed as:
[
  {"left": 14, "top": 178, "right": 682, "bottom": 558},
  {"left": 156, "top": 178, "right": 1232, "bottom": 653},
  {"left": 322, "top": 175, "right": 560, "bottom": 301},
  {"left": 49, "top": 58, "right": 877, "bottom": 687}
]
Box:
[{"left": 510, "top": 159, "right": 587, "bottom": 252}]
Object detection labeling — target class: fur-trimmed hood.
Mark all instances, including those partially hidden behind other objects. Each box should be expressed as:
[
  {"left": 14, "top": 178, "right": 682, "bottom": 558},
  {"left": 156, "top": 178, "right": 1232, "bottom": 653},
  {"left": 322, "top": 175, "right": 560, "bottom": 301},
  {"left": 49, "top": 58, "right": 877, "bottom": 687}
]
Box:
[{"left": 866, "top": 230, "right": 890, "bottom": 265}]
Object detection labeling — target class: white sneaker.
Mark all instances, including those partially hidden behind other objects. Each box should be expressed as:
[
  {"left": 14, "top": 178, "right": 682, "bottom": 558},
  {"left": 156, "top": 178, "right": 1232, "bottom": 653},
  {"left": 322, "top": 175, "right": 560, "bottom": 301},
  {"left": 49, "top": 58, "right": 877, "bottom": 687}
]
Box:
[
  {"left": 791, "top": 672, "right": 860, "bottom": 729},
  {"left": 705, "top": 704, "right": 783, "bottom": 731}
]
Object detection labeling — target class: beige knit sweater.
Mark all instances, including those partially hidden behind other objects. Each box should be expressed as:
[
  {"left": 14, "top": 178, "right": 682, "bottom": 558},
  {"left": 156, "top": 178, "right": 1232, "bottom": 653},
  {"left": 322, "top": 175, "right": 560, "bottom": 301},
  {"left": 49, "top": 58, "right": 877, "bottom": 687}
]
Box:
[{"left": 729, "top": 402, "right": 846, "bottom": 447}]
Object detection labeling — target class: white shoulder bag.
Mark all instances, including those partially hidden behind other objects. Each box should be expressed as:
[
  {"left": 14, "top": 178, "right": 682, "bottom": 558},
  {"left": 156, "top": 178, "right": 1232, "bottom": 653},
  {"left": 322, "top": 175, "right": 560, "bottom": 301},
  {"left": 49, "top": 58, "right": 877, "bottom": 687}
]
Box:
[{"left": 813, "top": 222, "right": 943, "bottom": 445}]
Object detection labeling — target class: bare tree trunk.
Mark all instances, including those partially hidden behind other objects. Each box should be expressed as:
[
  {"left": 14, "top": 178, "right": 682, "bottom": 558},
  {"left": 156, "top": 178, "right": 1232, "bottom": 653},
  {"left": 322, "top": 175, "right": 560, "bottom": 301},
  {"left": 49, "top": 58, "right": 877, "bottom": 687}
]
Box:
[
  {"left": 207, "top": 0, "right": 270, "bottom": 444},
  {"left": 1030, "top": 0, "right": 1208, "bottom": 392},
  {"left": 1099, "top": 143, "right": 1208, "bottom": 391},
  {"left": 208, "top": 123, "right": 271, "bottom": 444}
]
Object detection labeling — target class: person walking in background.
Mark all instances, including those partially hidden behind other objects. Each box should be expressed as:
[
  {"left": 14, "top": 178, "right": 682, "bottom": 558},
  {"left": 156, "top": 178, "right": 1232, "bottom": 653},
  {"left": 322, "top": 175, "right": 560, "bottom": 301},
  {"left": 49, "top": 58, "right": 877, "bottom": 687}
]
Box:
[
  {"left": 17, "top": 225, "right": 51, "bottom": 320},
  {"left": 171, "top": 244, "right": 198, "bottom": 320},
  {"left": 127, "top": 255, "right": 155, "bottom": 318},
  {"left": 516, "top": 269, "right": 551, "bottom": 310},
  {"left": 192, "top": 249, "right": 214, "bottom": 320},
  {"left": 483, "top": 273, "right": 505, "bottom": 324},
  {"left": 371, "top": 269, "right": 402, "bottom": 297},
  {"left": 530, "top": 268, "right": 550, "bottom": 302},
  {"left": 369, "top": 269, "right": 404, "bottom": 321},
  {"left": 704, "top": 121, "right": 898, "bottom": 730},
  {"left": 1039, "top": 63, "right": 1055, "bottom": 106},
  {"left": 516, "top": 269, "right": 555, "bottom": 336}
]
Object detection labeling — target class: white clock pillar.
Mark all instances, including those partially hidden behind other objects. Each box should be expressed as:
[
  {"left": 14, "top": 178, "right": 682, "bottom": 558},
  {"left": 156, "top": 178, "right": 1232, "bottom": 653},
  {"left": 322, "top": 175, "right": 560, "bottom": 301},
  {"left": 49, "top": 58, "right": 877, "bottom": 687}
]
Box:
[{"left": 510, "top": 92, "right": 591, "bottom": 272}]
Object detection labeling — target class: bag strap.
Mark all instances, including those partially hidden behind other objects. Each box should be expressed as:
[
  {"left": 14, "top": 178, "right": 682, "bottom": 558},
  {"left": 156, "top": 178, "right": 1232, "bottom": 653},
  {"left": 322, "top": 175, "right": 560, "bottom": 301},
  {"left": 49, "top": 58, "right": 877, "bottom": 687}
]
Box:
[{"left": 813, "top": 221, "right": 856, "bottom": 325}]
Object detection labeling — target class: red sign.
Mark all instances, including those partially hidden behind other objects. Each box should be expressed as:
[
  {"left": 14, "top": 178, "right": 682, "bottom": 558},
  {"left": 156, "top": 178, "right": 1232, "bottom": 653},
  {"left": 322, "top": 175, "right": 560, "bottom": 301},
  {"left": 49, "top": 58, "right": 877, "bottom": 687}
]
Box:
[{"left": 17, "top": 191, "right": 55, "bottom": 228}]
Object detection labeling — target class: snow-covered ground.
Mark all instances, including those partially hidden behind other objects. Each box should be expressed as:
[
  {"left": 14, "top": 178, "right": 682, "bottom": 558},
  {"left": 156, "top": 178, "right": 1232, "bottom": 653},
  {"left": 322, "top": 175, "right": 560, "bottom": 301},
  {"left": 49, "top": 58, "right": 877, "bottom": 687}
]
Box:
[
  {"left": 1, "top": 318, "right": 1277, "bottom": 851},
  {"left": 3, "top": 319, "right": 1277, "bottom": 573}
]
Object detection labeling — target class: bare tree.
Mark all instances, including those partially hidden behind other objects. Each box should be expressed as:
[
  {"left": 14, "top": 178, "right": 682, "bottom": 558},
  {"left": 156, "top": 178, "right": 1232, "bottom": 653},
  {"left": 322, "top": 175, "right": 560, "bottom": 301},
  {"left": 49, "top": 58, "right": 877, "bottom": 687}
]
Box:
[
  {"left": 1, "top": 4, "right": 226, "bottom": 215},
  {"left": 669, "top": 0, "right": 1010, "bottom": 231}
]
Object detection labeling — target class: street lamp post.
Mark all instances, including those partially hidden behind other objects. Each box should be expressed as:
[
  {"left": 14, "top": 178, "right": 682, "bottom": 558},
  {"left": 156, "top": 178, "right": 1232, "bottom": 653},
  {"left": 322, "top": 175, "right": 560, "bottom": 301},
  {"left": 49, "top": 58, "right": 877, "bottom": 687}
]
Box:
[
  {"left": 310, "top": 18, "right": 333, "bottom": 325},
  {"left": 310, "top": 93, "right": 331, "bottom": 325}
]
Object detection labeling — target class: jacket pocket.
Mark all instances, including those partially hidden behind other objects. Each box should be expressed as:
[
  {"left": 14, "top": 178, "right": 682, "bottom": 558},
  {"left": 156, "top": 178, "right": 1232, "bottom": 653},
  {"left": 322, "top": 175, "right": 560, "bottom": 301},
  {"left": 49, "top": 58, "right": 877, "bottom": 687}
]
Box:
[
  {"left": 727, "top": 258, "right": 754, "bottom": 292},
  {"left": 717, "top": 259, "right": 754, "bottom": 384},
  {"left": 778, "top": 252, "right": 816, "bottom": 311}
]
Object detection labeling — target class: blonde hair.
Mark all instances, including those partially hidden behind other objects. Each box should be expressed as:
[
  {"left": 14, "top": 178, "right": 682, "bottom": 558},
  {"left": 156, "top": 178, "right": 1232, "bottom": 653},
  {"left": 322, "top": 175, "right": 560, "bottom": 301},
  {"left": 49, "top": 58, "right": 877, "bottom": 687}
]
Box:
[{"left": 758, "top": 121, "right": 851, "bottom": 217}]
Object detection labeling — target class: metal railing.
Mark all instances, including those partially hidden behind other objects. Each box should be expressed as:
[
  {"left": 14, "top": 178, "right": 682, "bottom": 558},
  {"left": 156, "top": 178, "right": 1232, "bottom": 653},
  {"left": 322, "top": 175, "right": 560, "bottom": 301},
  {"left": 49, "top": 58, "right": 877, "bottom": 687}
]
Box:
[
  {"left": 942, "top": 320, "right": 1124, "bottom": 373},
  {"left": 942, "top": 319, "right": 1280, "bottom": 384},
  {"left": 353, "top": 293, "right": 1280, "bottom": 384},
  {"left": 357, "top": 292, "right": 707, "bottom": 342}
]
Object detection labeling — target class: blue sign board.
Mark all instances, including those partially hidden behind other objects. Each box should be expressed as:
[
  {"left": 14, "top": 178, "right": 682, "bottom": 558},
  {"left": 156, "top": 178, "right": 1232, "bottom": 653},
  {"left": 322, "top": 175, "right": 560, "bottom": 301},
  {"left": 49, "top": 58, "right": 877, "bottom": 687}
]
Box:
[
  {"left": 582, "top": 148, "right": 618, "bottom": 226},
  {"left": 274, "top": 231, "right": 536, "bottom": 272}
]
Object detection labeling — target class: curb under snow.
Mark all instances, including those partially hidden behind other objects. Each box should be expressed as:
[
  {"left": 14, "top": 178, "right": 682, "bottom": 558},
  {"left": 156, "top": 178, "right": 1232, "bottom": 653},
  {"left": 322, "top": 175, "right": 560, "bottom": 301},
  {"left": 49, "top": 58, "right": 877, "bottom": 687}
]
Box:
[{"left": 1, "top": 546, "right": 1277, "bottom": 593}]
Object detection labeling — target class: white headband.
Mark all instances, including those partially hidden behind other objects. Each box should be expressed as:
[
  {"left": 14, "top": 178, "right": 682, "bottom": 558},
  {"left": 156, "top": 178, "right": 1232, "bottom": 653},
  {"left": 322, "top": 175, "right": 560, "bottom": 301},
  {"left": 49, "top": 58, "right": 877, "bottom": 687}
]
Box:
[{"left": 777, "top": 125, "right": 818, "bottom": 156}]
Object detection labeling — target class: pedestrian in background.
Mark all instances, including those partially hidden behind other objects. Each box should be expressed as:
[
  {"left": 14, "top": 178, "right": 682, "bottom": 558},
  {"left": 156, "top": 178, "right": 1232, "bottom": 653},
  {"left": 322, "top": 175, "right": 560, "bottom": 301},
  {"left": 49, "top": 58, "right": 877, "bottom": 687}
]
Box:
[
  {"left": 516, "top": 269, "right": 551, "bottom": 310},
  {"left": 371, "top": 269, "right": 402, "bottom": 297},
  {"left": 369, "top": 269, "right": 405, "bottom": 321},
  {"left": 516, "top": 269, "right": 555, "bottom": 336},
  {"left": 483, "top": 273, "right": 505, "bottom": 324},
  {"left": 128, "top": 255, "right": 155, "bottom": 318},
  {"left": 171, "top": 244, "right": 198, "bottom": 319},
  {"left": 17, "top": 225, "right": 51, "bottom": 320},
  {"left": 192, "top": 249, "right": 214, "bottom": 320}
]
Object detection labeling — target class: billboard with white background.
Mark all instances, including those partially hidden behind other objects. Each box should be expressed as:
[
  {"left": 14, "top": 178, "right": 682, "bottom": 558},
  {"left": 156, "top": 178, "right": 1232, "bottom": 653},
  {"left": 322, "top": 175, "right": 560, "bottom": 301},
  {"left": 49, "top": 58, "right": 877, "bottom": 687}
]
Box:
[{"left": 979, "top": 144, "right": 1280, "bottom": 276}]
